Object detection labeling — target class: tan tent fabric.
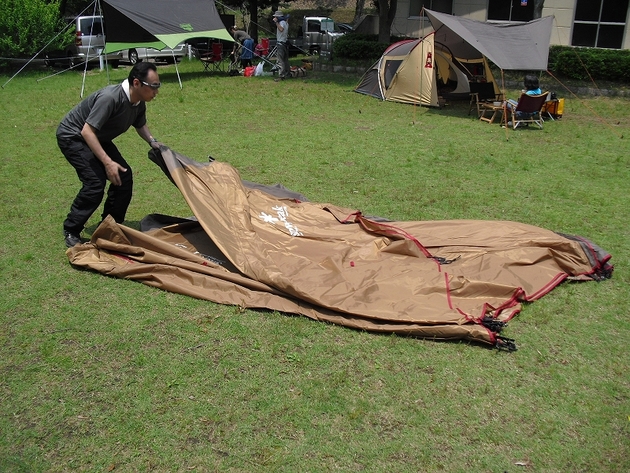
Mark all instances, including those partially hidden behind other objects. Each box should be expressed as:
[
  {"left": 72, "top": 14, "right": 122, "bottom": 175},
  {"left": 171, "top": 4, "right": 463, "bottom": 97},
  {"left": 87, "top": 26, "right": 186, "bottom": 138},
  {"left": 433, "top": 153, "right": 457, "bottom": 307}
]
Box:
[
  {"left": 384, "top": 34, "right": 437, "bottom": 106},
  {"left": 67, "top": 148, "right": 613, "bottom": 349}
]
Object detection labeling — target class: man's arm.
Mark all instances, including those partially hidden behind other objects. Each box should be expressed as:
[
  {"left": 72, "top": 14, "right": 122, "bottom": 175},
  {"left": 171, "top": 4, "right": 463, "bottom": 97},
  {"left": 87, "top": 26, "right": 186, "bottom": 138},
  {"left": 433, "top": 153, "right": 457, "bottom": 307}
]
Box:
[
  {"left": 81, "top": 123, "right": 127, "bottom": 186},
  {"left": 274, "top": 18, "right": 284, "bottom": 33},
  {"left": 135, "top": 124, "right": 162, "bottom": 149}
]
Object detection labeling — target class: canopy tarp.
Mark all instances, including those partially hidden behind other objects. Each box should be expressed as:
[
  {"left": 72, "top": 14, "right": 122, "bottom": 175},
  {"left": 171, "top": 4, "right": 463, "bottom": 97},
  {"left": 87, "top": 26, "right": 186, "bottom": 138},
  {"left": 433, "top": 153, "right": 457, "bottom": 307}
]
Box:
[
  {"left": 67, "top": 148, "right": 613, "bottom": 349},
  {"left": 102, "top": 0, "right": 233, "bottom": 53},
  {"left": 425, "top": 9, "right": 554, "bottom": 70}
]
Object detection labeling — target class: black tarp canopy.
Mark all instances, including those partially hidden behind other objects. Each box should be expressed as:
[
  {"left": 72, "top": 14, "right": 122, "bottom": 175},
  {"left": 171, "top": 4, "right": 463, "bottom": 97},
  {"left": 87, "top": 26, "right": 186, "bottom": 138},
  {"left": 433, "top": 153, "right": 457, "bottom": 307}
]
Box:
[{"left": 102, "top": 0, "right": 233, "bottom": 53}]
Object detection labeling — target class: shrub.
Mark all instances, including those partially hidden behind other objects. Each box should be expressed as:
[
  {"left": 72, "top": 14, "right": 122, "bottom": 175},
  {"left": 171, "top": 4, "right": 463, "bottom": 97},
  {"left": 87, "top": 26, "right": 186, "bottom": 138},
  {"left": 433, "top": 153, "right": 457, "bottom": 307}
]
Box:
[
  {"left": 548, "top": 45, "right": 630, "bottom": 82},
  {"left": 0, "top": 0, "right": 71, "bottom": 58},
  {"left": 333, "top": 34, "right": 390, "bottom": 61}
]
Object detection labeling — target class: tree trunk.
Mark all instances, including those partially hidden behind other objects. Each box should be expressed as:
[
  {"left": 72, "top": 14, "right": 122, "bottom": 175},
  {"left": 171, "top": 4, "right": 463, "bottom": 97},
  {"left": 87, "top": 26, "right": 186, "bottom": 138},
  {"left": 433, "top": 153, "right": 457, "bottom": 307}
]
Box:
[
  {"left": 533, "top": 0, "right": 545, "bottom": 19},
  {"left": 353, "top": 0, "right": 366, "bottom": 26},
  {"left": 377, "top": 0, "right": 398, "bottom": 44},
  {"left": 249, "top": 0, "right": 259, "bottom": 43}
]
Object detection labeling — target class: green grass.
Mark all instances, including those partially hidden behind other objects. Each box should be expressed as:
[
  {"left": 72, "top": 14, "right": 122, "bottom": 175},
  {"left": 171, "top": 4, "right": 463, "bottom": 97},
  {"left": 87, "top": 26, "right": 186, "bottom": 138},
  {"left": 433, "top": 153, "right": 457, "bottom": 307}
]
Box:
[{"left": 1, "top": 59, "right": 629, "bottom": 472}]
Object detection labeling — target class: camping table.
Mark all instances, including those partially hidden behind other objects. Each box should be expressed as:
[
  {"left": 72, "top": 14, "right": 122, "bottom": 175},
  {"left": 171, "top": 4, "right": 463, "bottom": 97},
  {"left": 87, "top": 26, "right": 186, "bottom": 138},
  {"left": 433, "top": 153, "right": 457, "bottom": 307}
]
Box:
[{"left": 479, "top": 101, "right": 505, "bottom": 124}]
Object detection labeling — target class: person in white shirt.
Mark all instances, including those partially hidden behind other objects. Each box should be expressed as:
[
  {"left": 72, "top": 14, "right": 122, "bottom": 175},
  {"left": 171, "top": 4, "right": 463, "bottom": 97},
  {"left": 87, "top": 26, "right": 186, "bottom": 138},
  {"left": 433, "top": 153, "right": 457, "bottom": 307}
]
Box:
[{"left": 273, "top": 10, "right": 290, "bottom": 81}]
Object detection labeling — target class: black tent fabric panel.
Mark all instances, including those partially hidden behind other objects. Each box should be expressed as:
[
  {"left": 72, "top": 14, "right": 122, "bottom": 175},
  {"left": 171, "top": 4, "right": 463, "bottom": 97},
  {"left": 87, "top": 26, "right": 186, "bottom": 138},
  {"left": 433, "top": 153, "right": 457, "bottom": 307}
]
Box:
[
  {"left": 102, "top": 0, "right": 232, "bottom": 50},
  {"left": 384, "top": 60, "right": 403, "bottom": 88},
  {"left": 102, "top": 3, "right": 157, "bottom": 44},
  {"left": 103, "top": 0, "right": 227, "bottom": 37},
  {"left": 354, "top": 68, "right": 384, "bottom": 100}
]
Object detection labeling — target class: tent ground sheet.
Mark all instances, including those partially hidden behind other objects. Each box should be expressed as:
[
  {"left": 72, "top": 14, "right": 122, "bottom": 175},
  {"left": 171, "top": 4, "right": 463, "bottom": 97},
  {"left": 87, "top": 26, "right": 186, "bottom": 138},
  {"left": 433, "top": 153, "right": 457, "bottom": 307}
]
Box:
[{"left": 67, "top": 148, "right": 613, "bottom": 349}]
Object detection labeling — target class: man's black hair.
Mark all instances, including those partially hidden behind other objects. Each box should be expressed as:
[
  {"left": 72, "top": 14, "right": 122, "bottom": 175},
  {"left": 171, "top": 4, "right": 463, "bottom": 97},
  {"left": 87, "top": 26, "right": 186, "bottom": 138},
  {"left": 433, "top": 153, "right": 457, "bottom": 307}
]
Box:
[{"left": 129, "top": 62, "right": 158, "bottom": 83}]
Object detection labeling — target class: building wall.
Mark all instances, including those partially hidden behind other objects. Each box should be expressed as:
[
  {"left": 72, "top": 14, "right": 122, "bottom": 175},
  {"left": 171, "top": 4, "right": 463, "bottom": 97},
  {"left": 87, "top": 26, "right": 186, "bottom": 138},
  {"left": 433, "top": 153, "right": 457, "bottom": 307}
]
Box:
[
  {"left": 391, "top": 0, "right": 630, "bottom": 50},
  {"left": 543, "top": 0, "right": 575, "bottom": 47}
]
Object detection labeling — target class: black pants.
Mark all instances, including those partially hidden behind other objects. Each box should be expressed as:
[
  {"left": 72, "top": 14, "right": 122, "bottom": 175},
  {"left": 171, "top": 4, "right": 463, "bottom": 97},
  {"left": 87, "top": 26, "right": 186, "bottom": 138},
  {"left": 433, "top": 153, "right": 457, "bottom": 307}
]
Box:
[{"left": 58, "top": 136, "right": 133, "bottom": 234}]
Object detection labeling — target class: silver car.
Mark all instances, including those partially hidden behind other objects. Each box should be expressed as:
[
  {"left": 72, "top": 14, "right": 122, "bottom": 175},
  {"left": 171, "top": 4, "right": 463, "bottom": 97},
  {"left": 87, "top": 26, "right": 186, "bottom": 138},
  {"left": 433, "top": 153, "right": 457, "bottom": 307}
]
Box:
[
  {"left": 122, "top": 43, "right": 188, "bottom": 64},
  {"left": 45, "top": 15, "right": 121, "bottom": 68}
]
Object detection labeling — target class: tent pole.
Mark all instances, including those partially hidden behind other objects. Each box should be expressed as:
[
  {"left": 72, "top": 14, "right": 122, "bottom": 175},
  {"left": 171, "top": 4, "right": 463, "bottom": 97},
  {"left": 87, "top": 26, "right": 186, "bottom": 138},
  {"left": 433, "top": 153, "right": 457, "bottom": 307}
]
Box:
[
  {"left": 173, "top": 51, "right": 183, "bottom": 89},
  {"left": 80, "top": 0, "right": 102, "bottom": 98},
  {"left": 501, "top": 69, "right": 509, "bottom": 141},
  {"left": 415, "top": 7, "right": 425, "bottom": 118},
  {"left": 546, "top": 69, "right": 623, "bottom": 138},
  {"left": 1, "top": 0, "right": 98, "bottom": 89}
]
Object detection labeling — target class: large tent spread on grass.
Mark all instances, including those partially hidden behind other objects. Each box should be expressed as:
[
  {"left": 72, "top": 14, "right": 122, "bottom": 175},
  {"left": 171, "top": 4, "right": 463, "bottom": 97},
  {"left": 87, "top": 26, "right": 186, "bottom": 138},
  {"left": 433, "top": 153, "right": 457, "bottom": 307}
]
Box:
[
  {"left": 355, "top": 9, "right": 554, "bottom": 107},
  {"left": 67, "top": 148, "right": 613, "bottom": 350},
  {"left": 102, "top": 0, "right": 233, "bottom": 54}
]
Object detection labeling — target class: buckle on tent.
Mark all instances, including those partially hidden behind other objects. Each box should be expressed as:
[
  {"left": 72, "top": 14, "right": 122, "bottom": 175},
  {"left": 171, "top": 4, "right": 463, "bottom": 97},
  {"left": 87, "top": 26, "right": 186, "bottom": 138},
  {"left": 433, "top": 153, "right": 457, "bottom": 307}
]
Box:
[
  {"left": 590, "top": 264, "right": 613, "bottom": 281},
  {"left": 495, "top": 336, "right": 517, "bottom": 352},
  {"left": 431, "top": 255, "right": 461, "bottom": 265},
  {"left": 481, "top": 316, "right": 506, "bottom": 332}
]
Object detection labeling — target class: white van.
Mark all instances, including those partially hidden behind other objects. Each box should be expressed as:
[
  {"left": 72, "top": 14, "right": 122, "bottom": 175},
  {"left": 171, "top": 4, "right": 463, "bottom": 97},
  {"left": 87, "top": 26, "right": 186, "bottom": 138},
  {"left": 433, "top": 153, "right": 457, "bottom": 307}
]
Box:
[{"left": 45, "top": 15, "right": 121, "bottom": 68}]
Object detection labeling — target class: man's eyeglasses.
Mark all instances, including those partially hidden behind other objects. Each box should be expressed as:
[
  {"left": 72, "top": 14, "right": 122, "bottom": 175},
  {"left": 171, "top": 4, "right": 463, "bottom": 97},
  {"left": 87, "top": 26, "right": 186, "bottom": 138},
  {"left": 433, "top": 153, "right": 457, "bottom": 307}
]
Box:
[{"left": 140, "top": 80, "right": 161, "bottom": 89}]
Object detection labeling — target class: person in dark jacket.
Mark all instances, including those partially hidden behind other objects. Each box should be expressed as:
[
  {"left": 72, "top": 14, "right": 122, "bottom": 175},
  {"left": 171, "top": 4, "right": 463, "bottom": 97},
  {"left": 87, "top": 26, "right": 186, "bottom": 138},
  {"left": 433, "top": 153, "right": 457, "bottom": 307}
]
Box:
[
  {"left": 230, "top": 26, "right": 255, "bottom": 68},
  {"left": 57, "top": 62, "right": 163, "bottom": 248}
]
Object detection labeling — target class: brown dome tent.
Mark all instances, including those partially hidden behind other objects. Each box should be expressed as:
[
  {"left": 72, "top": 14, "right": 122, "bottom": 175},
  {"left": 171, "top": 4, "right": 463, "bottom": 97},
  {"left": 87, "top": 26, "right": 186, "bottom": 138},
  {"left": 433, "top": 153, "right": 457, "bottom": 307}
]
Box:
[{"left": 67, "top": 148, "right": 613, "bottom": 350}]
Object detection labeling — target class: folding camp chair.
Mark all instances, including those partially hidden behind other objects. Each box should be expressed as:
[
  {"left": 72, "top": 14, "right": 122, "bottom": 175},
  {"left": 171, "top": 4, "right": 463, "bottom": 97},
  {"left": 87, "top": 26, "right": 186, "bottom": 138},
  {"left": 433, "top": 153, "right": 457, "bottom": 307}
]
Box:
[
  {"left": 257, "top": 38, "right": 270, "bottom": 58},
  {"left": 504, "top": 92, "right": 549, "bottom": 129},
  {"left": 468, "top": 82, "right": 504, "bottom": 117},
  {"left": 198, "top": 42, "right": 225, "bottom": 72}
]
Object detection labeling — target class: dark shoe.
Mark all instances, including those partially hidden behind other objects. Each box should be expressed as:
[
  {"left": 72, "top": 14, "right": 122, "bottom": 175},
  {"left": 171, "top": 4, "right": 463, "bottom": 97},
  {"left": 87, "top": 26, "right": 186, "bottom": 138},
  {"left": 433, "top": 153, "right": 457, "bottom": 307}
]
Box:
[
  {"left": 274, "top": 77, "right": 283, "bottom": 82},
  {"left": 64, "top": 231, "right": 86, "bottom": 248}
]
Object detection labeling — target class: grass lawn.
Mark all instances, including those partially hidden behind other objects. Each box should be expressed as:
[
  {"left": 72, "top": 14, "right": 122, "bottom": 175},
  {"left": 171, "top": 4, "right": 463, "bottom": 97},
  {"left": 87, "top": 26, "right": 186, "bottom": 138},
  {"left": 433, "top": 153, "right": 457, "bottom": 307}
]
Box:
[{"left": 0, "top": 58, "right": 628, "bottom": 472}]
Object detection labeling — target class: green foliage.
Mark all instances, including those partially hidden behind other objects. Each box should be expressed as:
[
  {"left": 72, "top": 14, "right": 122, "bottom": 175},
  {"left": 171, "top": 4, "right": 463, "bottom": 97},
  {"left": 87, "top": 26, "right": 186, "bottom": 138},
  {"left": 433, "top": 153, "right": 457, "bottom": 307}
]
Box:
[
  {"left": 0, "top": 0, "right": 71, "bottom": 58},
  {"left": 548, "top": 45, "right": 630, "bottom": 82},
  {"left": 333, "top": 33, "right": 390, "bottom": 60}
]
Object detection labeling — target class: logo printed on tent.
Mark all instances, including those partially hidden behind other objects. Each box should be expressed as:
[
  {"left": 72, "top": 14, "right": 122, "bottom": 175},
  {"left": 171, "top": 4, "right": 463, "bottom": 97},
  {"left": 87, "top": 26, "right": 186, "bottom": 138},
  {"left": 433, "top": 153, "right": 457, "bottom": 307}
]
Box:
[
  {"left": 259, "top": 206, "right": 303, "bottom": 237},
  {"left": 425, "top": 52, "right": 433, "bottom": 68},
  {"left": 180, "top": 23, "right": 194, "bottom": 32}
]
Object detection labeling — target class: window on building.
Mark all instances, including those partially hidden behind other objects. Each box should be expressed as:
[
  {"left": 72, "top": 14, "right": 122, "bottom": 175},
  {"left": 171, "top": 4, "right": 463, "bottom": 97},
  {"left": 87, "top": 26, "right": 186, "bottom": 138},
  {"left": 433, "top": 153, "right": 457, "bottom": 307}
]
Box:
[
  {"left": 409, "top": 0, "right": 452, "bottom": 17},
  {"left": 572, "top": 0, "right": 629, "bottom": 49},
  {"left": 488, "top": 0, "right": 534, "bottom": 22}
]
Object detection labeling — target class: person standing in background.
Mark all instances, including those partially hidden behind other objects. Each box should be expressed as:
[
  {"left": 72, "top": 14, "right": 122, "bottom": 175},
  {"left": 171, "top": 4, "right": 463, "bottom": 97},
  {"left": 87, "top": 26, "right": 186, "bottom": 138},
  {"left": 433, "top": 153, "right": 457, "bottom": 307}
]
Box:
[{"left": 272, "top": 10, "right": 290, "bottom": 81}]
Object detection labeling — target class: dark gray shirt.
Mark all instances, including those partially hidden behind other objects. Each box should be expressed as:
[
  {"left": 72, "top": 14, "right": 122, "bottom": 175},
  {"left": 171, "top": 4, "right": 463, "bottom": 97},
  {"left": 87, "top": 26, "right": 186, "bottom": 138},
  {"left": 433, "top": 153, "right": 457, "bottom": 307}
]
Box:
[
  {"left": 56, "top": 83, "right": 147, "bottom": 142},
  {"left": 233, "top": 30, "right": 251, "bottom": 43}
]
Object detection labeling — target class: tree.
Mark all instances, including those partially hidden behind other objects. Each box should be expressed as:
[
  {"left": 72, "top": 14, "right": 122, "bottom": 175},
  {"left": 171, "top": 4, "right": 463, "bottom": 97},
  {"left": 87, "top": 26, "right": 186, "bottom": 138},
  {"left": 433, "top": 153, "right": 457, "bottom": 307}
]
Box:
[
  {"left": 220, "top": 0, "right": 286, "bottom": 43},
  {"left": 374, "top": 0, "right": 397, "bottom": 44},
  {"left": 0, "top": 0, "right": 72, "bottom": 58},
  {"left": 533, "top": 0, "right": 544, "bottom": 19},
  {"left": 353, "top": 0, "right": 367, "bottom": 26}
]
